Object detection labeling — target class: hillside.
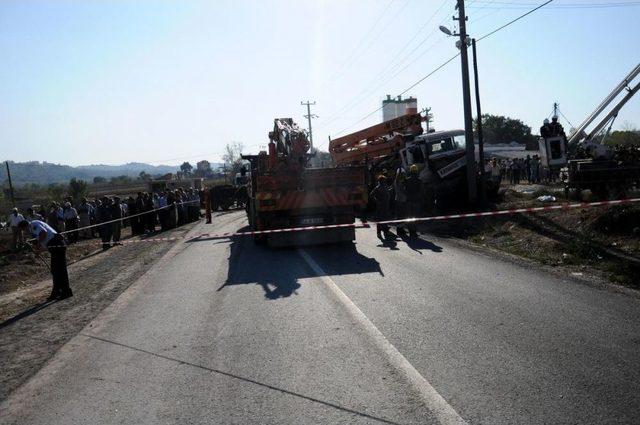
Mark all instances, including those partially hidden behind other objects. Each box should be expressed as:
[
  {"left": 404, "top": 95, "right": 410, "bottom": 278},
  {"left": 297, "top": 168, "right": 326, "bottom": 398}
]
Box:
[{"left": 1, "top": 161, "right": 180, "bottom": 186}]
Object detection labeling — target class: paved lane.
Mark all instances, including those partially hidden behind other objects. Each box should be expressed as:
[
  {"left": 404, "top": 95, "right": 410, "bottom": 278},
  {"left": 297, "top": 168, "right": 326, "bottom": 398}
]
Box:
[
  {"left": 304, "top": 224, "right": 640, "bottom": 424},
  {"left": 1, "top": 213, "right": 442, "bottom": 424},
  {"left": 2, "top": 211, "right": 639, "bottom": 424}
]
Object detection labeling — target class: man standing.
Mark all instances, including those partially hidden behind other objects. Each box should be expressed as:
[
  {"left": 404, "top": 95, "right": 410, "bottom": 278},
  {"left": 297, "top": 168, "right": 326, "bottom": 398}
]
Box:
[
  {"left": 111, "top": 197, "right": 123, "bottom": 245},
  {"left": 393, "top": 170, "right": 408, "bottom": 237},
  {"left": 404, "top": 165, "right": 422, "bottom": 238},
  {"left": 63, "top": 202, "right": 79, "bottom": 243},
  {"left": 370, "top": 175, "right": 391, "bottom": 241},
  {"left": 19, "top": 219, "right": 72, "bottom": 300},
  {"left": 25, "top": 207, "right": 44, "bottom": 222},
  {"left": 9, "top": 208, "right": 25, "bottom": 251},
  {"left": 77, "top": 198, "right": 92, "bottom": 239},
  {"left": 97, "top": 196, "right": 113, "bottom": 250}
]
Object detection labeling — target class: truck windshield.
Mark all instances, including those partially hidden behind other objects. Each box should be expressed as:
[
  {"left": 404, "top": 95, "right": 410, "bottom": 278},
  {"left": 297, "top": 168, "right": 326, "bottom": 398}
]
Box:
[{"left": 426, "top": 136, "right": 464, "bottom": 155}]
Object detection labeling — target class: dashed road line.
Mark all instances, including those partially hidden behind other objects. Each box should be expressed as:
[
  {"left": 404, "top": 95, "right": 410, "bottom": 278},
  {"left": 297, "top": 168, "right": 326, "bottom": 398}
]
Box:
[{"left": 298, "top": 249, "right": 467, "bottom": 425}]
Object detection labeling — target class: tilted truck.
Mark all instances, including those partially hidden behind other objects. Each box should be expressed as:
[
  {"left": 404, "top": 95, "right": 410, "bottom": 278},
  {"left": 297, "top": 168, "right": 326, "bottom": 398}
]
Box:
[
  {"left": 242, "top": 118, "right": 367, "bottom": 247},
  {"left": 329, "top": 112, "right": 498, "bottom": 211}
]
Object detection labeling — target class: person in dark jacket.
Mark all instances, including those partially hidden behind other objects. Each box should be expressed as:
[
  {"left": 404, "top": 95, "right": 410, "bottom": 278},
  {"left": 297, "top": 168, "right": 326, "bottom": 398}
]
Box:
[
  {"left": 135, "top": 192, "right": 145, "bottom": 235},
  {"left": 97, "top": 197, "right": 113, "bottom": 250},
  {"left": 404, "top": 165, "right": 422, "bottom": 238},
  {"left": 370, "top": 175, "right": 391, "bottom": 241},
  {"left": 111, "top": 197, "right": 123, "bottom": 245},
  {"left": 144, "top": 193, "right": 155, "bottom": 233}
]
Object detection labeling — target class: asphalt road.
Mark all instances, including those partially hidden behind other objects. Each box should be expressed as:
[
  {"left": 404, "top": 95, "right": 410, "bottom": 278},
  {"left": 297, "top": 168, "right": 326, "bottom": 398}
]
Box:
[{"left": 2, "top": 211, "right": 639, "bottom": 424}]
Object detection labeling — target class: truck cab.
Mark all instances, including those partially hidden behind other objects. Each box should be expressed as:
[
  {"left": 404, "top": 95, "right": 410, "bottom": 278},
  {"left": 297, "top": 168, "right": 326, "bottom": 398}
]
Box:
[{"left": 400, "top": 129, "right": 467, "bottom": 181}]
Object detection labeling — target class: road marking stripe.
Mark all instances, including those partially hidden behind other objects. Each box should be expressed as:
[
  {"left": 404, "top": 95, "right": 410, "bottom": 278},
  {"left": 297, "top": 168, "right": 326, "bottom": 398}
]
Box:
[{"left": 298, "top": 249, "right": 467, "bottom": 425}]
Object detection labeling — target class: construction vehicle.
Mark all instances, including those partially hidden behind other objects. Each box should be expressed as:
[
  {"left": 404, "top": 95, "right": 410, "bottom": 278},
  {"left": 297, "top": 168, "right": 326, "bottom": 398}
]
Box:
[
  {"left": 329, "top": 112, "right": 497, "bottom": 210},
  {"left": 539, "top": 62, "right": 640, "bottom": 199},
  {"left": 242, "top": 118, "right": 367, "bottom": 246},
  {"left": 209, "top": 172, "right": 249, "bottom": 211}
]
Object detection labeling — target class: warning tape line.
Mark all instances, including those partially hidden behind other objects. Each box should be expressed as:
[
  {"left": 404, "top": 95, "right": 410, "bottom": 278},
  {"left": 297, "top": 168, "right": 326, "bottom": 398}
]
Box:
[
  {"left": 41, "top": 197, "right": 640, "bottom": 248},
  {"left": 59, "top": 199, "right": 201, "bottom": 235},
  {"left": 377, "top": 197, "right": 640, "bottom": 225}
]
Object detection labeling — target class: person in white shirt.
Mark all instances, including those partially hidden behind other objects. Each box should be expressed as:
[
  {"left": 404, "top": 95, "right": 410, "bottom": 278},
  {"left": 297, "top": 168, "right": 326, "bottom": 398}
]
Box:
[
  {"left": 63, "top": 202, "right": 80, "bottom": 243},
  {"left": 18, "top": 219, "right": 72, "bottom": 300},
  {"left": 9, "top": 208, "right": 25, "bottom": 251}
]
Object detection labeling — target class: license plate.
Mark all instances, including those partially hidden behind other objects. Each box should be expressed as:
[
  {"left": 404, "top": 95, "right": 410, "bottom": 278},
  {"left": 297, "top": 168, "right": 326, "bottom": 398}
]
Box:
[{"left": 300, "top": 217, "right": 324, "bottom": 225}]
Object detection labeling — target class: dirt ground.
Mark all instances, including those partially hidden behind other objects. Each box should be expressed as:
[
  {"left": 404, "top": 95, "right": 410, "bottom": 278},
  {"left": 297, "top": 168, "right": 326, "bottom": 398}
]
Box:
[
  {"left": 0, "top": 221, "right": 200, "bottom": 401},
  {"left": 426, "top": 185, "right": 640, "bottom": 289}
]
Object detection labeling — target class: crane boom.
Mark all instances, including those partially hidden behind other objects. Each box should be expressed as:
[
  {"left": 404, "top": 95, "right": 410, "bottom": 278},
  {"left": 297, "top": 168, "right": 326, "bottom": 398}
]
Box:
[
  {"left": 568, "top": 62, "right": 640, "bottom": 146},
  {"left": 586, "top": 81, "right": 640, "bottom": 141},
  {"left": 329, "top": 113, "right": 424, "bottom": 165}
]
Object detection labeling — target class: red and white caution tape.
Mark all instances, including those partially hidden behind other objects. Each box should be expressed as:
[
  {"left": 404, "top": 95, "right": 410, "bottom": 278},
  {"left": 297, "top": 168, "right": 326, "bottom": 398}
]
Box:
[
  {"left": 44, "top": 197, "right": 640, "bottom": 248},
  {"left": 376, "top": 197, "right": 640, "bottom": 226},
  {"left": 59, "top": 199, "right": 201, "bottom": 236}
]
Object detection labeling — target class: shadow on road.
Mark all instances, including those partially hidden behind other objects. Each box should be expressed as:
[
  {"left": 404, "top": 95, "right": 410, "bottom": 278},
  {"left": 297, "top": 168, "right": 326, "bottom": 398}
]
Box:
[
  {"left": 0, "top": 300, "right": 57, "bottom": 330},
  {"left": 81, "top": 333, "right": 401, "bottom": 425},
  {"left": 400, "top": 234, "right": 443, "bottom": 254},
  {"left": 218, "top": 227, "right": 384, "bottom": 300}
]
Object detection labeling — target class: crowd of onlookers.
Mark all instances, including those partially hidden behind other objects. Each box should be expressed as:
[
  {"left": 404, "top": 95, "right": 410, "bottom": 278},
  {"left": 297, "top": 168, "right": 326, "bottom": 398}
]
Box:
[
  {"left": 4, "top": 188, "right": 203, "bottom": 251},
  {"left": 485, "top": 154, "right": 561, "bottom": 186}
]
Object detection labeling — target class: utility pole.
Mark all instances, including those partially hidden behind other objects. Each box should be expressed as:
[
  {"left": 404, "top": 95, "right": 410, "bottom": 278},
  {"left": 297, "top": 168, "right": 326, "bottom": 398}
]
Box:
[
  {"left": 455, "top": 0, "right": 478, "bottom": 203},
  {"left": 421, "top": 107, "right": 434, "bottom": 132},
  {"left": 5, "top": 161, "right": 15, "bottom": 208},
  {"left": 472, "top": 38, "right": 486, "bottom": 205},
  {"left": 301, "top": 100, "right": 317, "bottom": 149}
]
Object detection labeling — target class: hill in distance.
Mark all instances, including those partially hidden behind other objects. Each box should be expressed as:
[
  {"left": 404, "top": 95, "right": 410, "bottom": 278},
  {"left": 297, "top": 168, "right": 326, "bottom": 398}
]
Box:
[{"left": 1, "top": 161, "right": 182, "bottom": 186}]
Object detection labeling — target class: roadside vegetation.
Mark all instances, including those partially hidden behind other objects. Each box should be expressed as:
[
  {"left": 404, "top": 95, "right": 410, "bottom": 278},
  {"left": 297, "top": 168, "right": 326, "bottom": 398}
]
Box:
[{"left": 427, "top": 187, "right": 640, "bottom": 289}]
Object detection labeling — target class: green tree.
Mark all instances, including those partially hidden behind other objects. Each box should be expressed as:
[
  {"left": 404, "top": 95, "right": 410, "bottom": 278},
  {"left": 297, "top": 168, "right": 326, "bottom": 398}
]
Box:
[
  {"left": 93, "top": 176, "right": 106, "bottom": 184},
  {"left": 47, "top": 183, "right": 66, "bottom": 202},
  {"left": 138, "top": 171, "right": 151, "bottom": 181},
  {"left": 68, "top": 178, "right": 88, "bottom": 203},
  {"left": 180, "top": 162, "right": 193, "bottom": 176},
  {"left": 195, "top": 160, "right": 212, "bottom": 178},
  {"left": 605, "top": 122, "right": 640, "bottom": 146},
  {"left": 474, "top": 114, "right": 535, "bottom": 145}
]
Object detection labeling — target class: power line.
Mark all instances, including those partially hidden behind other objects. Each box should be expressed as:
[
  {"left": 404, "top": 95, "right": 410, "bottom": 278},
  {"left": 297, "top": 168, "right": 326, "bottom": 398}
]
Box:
[
  {"left": 477, "top": 0, "right": 553, "bottom": 41},
  {"left": 327, "top": 0, "right": 410, "bottom": 83},
  {"left": 468, "top": 1, "right": 640, "bottom": 8},
  {"left": 326, "top": 0, "right": 555, "bottom": 142},
  {"left": 317, "top": 1, "right": 452, "bottom": 128}
]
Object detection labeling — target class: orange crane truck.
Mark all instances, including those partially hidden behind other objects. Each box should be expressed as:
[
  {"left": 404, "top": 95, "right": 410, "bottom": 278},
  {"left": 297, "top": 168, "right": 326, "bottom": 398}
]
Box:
[
  {"left": 330, "top": 112, "right": 490, "bottom": 211},
  {"left": 242, "top": 118, "right": 367, "bottom": 247}
]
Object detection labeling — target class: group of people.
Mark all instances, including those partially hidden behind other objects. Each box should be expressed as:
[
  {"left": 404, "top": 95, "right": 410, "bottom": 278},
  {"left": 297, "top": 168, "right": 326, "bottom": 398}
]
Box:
[
  {"left": 369, "top": 164, "right": 424, "bottom": 242},
  {"left": 7, "top": 188, "right": 203, "bottom": 251},
  {"left": 485, "top": 155, "right": 558, "bottom": 186},
  {"left": 540, "top": 116, "right": 567, "bottom": 141},
  {"left": 5, "top": 187, "right": 204, "bottom": 301}
]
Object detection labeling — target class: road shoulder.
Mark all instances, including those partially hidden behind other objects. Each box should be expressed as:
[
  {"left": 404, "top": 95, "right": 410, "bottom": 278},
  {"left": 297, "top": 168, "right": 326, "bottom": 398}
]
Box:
[{"left": 0, "top": 221, "right": 200, "bottom": 402}]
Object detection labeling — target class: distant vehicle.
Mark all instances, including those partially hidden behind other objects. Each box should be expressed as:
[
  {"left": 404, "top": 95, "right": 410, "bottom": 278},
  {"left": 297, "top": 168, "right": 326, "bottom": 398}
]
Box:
[{"left": 539, "top": 62, "right": 640, "bottom": 199}]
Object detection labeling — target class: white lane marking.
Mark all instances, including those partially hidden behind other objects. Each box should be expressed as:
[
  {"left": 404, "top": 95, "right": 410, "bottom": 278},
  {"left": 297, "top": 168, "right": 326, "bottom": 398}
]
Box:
[{"left": 298, "top": 249, "right": 467, "bottom": 425}]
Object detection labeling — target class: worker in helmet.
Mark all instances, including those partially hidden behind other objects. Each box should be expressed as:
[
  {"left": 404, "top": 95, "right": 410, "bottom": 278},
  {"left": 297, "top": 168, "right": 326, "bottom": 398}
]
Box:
[
  {"left": 370, "top": 175, "right": 391, "bottom": 241},
  {"left": 404, "top": 164, "right": 422, "bottom": 238},
  {"left": 394, "top": 169, "right": 408, "bottom": 237},
  {"left": 540, "top": 118, "right": 551, "bottom": 138},
  {"left": 549, "top": 116, "right": 567, "bottom": 140}
]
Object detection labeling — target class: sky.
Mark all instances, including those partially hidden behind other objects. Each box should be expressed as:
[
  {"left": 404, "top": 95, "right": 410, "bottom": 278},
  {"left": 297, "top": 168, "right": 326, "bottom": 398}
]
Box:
[{"left": 1, "top": 0, "right": 639, "bottom": 166}]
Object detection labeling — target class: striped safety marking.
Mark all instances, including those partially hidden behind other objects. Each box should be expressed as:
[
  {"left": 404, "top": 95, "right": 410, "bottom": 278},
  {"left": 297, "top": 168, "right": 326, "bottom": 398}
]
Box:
[{"left": 44, "top": 197, "right": 640, "bottom": 247}]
